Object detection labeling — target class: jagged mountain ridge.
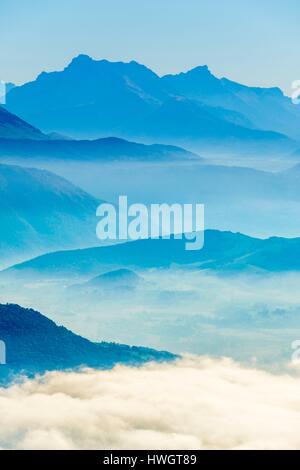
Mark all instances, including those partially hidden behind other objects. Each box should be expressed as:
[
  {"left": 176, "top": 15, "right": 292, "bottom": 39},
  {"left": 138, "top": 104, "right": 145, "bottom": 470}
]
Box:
[
  {"left": 5, "top": 230, "right": 300, "bottom": 279},
  {"left": 0, "top": 303, "right": 175, "bottom": 383}
]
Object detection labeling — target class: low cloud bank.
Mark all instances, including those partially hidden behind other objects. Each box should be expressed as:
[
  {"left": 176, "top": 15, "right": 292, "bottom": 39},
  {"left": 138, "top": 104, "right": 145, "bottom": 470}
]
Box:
[{"left": 1, "top": 357, "right": 300, "bottom": 450}]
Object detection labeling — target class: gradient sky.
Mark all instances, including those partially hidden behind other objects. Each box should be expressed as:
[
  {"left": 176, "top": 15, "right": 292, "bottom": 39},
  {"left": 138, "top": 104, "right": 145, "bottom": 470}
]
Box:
[{"left": 1, "top": 0, "right": 299, "bottom": 94}]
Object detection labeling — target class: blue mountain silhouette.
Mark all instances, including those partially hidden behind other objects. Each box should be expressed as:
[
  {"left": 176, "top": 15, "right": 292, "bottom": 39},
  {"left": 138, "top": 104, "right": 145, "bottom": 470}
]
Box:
[
  {"left": 0, "top": 136, "right": 199, "bottom": 161},
  {"left": 5, "top": 230, "right": 300, "bottom": 278},
  {"left": 162, "top": 66, "right": 300, "bottom": 139},
  {"left": 0, "top": 163, "right": 100, "bottom": 267},
  {"left": 5, "top": 56, "right": 296, "bottom": 147},
  {"left": 0, "top": 105, "right": 45, "bottom": 140},
  {"left": 0, "top": 303, "right": 175, "bottom": 383}
]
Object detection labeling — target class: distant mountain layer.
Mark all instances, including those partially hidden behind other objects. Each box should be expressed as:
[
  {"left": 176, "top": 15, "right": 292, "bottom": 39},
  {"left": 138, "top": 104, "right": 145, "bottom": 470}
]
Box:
[
  {"left": 0, "top": 303, "right": 175, "bottom": 383},
  {"left": 5, "top": 230, "right": 300, "bottom": 278},
  {"left": 0, "top": 106, "right": 44, "bottom": 140},
  {"left": 0, "top": 163, "right": 99, "bottom": 267},
  {"left": 0, "top": 136, "right": 199, "bottom": 161},
  {"left": 4, "top": 55, "right": 295, "bottom": 146},
  {"left": 69, "top": 268, "right": 144, "bottom": 294}
]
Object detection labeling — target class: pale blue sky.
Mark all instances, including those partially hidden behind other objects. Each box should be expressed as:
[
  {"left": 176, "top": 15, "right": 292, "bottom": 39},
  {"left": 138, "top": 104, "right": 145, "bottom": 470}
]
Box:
[{"left": 1, "top": 0, "right": 299, "bottom": 94}]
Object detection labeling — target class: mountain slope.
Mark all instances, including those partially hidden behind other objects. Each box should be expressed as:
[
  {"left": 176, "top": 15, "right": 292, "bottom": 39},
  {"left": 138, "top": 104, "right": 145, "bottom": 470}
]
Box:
[
  {"left": 0, "top": 163, "right": 100, "bottom": 267},
  {"left": 0, "top": 106, "right": 45, "bottom": 140},
  {"left": 5, "top": 55, "right": 169, "bottom": 138},
  {"left": 162, "top": 66, "right": 300, "bottom": 139},
  {"left": 0, "top": 303, "right": 175, "bottom": 383},
  {"left": 0, "top": 136, "right": 199, "bottom": 161},
  {"left": 132, "top": 96, "right": 285, "bottom": 144},
  {"left": 6, "top": 230, "right": 300, "bottom": 278}
]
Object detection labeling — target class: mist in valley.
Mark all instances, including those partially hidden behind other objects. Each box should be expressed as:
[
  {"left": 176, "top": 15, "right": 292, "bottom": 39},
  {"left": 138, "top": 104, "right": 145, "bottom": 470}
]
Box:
[{"left": 1, "top": 266, "right": 300, "bottom": 369}]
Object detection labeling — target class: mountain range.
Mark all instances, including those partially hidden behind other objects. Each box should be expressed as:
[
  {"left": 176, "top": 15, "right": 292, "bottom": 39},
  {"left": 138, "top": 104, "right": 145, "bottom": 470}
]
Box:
[
  {"left": 0, "top": 135, "right": 199, "bottom": 162},
  {"left": 0, "top": 106, "right": 45, "bottom": 140},
  {"left": 0, "top": 163, "right": 100, "bottom": 267},
  {"left": 0, "top": 303, "right": 175, "bottom": 383},
  {"left": 5, "top": 55, "right": 298, "bottom": 150},
  {"left": 83, "top": 268, "right": 142, "bottom": 288},
  {"left": 5, "top": 230, "right": 300, "bottom": 279}
]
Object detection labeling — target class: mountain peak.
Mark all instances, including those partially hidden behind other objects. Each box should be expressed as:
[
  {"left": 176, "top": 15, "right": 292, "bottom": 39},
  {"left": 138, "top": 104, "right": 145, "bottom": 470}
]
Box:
[
  {"left": 5, "top": 57, "right": 298, "bottom": 141},
  {"left": 0, "top": 303, "right": 175, "bottom": 383},
  {"left": 187, "top": 64, "right": 211, "bottom": 74},
  {"left": 66, "top": 55, "right": 152, "bottom": 74},
  {"left": 67, "top": 54, "right": 95, "bottom": 71},
  {"left": 162, "top": 64, "right": 223, "bottom": 99}
]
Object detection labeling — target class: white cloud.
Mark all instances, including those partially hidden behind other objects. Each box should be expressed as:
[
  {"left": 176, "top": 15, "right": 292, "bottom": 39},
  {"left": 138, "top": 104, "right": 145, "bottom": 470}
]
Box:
[{"left": 1, "top": 356, "right": 300, "bottom": 450}]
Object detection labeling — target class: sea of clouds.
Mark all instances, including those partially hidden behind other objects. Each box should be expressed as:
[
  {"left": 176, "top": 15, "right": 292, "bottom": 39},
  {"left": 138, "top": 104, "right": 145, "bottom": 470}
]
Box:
[{"left": 1, "top": 356, "right": 300, "bottom": 450}]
